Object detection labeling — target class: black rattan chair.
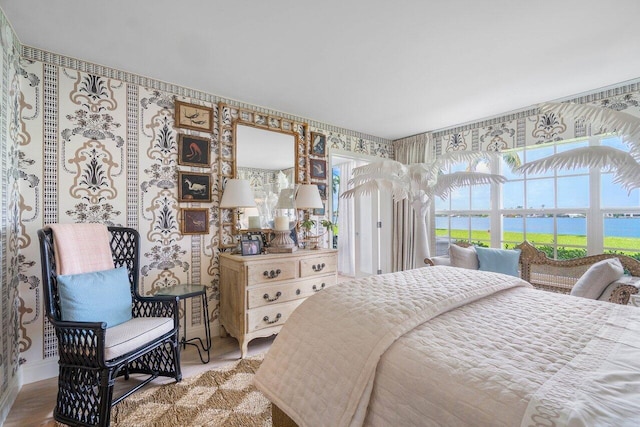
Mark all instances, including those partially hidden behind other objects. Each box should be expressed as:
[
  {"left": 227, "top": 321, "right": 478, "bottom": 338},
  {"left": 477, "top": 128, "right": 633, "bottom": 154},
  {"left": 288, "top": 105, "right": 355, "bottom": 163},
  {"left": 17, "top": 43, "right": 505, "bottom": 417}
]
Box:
[{"left": 38, "top": 226, "right": 182, "bottom": 427}]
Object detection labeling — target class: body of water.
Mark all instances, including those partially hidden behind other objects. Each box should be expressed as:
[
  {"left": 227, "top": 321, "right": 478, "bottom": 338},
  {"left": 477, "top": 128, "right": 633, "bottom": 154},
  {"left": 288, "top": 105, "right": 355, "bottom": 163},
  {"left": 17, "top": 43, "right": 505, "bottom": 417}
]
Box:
[{"left": 435, "top": 216, "right": 640, "bottom": 238}]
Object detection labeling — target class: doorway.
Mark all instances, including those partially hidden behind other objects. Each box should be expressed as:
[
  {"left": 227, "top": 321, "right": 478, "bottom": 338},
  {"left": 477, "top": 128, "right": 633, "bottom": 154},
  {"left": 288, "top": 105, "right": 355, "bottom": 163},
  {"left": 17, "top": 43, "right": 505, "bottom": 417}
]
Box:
[{"left": 329, "top": 150, "right": 392, "bottom": 278}]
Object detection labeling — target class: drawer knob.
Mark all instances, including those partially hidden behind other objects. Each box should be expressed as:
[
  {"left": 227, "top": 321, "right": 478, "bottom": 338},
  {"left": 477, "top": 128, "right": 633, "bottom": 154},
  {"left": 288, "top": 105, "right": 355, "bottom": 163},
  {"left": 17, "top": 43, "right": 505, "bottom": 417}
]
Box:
[
  {"left": 263, "top": 313, "right": 282, "bottom": 324},
  {"left": 312, "top": 283, "right": 326, "bottom": 292},
  {"left": 263, "top": 269, "right": 281, "bottom": 279},
  {"left": 312, "top": 263, "right": 326, "bottom": 272},
  {"left": 263, "top": 291, "right": 282, "bottom": 302},
  {"left": 296, "top": 289, "right": 301, "bottom": 295}
]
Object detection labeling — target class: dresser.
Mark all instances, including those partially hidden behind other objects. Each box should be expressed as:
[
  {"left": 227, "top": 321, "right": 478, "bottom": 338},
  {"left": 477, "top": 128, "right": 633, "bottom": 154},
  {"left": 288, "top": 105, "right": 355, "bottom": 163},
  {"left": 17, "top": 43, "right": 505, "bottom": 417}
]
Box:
[{"left": 219, "top": 249, "right": 338, "bottom": 357}]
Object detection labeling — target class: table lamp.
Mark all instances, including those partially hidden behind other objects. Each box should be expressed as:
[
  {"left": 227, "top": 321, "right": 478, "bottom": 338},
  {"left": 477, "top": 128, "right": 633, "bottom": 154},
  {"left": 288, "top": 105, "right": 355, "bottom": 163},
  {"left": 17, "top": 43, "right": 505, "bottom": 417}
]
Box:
[
  {"left": 220, "top": 179, "right": 256, "bottom": 250},
  {"left": 295, "top": 184, "right": 323, "bottom": 218},
  {"left": 295, "top": 184, "right": 324, "bottom": 249}
]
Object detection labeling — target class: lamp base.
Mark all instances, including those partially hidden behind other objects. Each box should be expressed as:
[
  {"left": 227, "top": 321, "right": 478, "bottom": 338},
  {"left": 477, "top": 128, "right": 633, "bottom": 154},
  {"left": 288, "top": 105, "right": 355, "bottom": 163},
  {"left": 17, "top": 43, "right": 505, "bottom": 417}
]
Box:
[{"left": 269, "top": 229, "right": 297, "bottom": 253}]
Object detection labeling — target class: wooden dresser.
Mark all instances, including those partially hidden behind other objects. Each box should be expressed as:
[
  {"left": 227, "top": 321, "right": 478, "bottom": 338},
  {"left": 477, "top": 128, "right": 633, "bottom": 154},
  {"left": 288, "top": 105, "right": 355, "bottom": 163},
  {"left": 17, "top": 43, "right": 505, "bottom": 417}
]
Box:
[{"left": 219, "top": 249, "right": 338, "bottom": 357}]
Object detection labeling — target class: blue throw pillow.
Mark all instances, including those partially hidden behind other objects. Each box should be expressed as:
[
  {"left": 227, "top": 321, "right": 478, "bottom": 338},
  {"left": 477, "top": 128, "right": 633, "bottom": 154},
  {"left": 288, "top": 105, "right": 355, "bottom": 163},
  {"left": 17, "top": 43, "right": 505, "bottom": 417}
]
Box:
[
  {"left": 57, "top": 267, "right": 133, "bottom": 327},
  {"left": 475, "top": 247, "right": 521, "bottom": 277}
]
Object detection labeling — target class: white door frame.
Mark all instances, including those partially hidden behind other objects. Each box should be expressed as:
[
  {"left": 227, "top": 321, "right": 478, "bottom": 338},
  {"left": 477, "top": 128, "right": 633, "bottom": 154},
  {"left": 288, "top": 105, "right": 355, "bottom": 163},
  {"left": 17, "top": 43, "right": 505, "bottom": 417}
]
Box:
[{"left": 329, "top": 149, "right": 392, "bottom": 277}]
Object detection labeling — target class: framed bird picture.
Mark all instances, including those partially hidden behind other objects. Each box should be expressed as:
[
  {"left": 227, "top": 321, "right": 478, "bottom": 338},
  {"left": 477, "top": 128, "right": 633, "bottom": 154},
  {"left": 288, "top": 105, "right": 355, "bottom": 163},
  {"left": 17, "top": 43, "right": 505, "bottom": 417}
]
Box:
[
  {"left": 178, "top": 171, "right": 212, "bottom": 202},
  {"left": 174, "top": 100, "right": 213, "bottom": 132},
  {"left": 310, "top": 159, "right": 327, "bottom": 180},
  {"left": 181, "top": 208, "right": 210, "bottom": 234},
  {"left": 178, "top": 134, "right": 211, "bottom": 167}
]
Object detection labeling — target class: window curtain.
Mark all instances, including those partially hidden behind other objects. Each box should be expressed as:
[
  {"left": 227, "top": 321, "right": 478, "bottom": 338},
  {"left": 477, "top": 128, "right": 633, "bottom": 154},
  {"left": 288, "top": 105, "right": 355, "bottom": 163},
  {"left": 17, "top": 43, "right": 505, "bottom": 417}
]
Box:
[
  {"left": 392, "top": 133, "right": 433, "bottom": 271},
  {"left": 337, "top": 160, "right": 356, "bottom": 277}
]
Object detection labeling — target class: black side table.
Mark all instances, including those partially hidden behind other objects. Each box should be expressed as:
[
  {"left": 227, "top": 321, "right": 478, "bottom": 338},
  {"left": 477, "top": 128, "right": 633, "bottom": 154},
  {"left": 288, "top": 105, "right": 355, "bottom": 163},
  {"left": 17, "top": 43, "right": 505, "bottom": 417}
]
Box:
[{"left": 156, "top": 284, "right": 211, "bottom": 363}]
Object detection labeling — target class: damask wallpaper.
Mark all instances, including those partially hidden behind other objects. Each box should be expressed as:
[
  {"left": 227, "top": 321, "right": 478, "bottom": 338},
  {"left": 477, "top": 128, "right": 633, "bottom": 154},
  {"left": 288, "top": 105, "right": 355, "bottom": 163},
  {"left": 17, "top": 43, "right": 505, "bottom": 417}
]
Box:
[{"left": 0, "top": 8, "right": 23, "bottom": 421}]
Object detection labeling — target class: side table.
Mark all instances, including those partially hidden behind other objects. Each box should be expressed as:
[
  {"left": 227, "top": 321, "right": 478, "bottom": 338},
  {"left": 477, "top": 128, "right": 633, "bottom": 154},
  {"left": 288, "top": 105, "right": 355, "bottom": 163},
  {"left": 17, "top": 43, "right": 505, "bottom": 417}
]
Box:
[{"left": 156, "top": 284, "right": 211, "bottom": 363}]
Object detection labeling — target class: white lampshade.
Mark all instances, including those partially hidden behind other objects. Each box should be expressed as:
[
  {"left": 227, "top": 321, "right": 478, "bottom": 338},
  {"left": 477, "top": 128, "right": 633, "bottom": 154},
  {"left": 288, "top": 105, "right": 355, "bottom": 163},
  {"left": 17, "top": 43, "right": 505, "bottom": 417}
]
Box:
[
  {"left": 220, "top": 179, "right": 256, "bottom": 208},
  {"left": 295, "top": 184, "right": 323, "bottom": 209}
]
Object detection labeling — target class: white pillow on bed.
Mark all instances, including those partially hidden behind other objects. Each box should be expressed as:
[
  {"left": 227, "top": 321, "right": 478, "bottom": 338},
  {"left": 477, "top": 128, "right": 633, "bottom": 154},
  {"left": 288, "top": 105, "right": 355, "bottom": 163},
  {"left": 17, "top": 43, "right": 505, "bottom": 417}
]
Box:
[
  {"left": 570, "top": 258, "right": 624, "bottom": 300},
  {"left": 449, "top": 245, "right": 478, "bottom": 270}
]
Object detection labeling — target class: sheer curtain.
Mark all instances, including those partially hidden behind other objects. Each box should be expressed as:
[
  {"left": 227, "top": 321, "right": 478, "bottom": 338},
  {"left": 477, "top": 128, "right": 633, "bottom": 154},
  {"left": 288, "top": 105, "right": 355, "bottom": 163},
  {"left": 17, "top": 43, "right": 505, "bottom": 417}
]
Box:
[
  {"left": 392, "top": 133, "right": 433, "bottom": 271},
  {"left": 337, "top": 160, "right": 356, "bottom": 276}
]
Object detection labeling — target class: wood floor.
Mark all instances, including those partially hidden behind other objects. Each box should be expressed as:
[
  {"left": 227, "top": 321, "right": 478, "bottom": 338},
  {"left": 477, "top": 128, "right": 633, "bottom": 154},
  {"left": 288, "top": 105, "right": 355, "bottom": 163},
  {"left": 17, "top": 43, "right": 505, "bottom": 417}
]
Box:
[{"left": 5, "top": 335, "right": 275, "bottom": 427}]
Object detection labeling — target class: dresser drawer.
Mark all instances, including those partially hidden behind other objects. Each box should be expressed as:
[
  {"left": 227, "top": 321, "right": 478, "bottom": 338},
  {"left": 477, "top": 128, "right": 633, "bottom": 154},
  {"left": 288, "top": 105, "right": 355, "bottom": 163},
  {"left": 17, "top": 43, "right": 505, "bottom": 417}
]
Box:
[
  {"left": 300, "top": 254, "right": 337, "bottom": 277},
  {"left": 247, "top": 299, "right": 304, "bottom": 333},
  {"left": 247, "top": 260, "right": 296, "bottom": 285},
  {"left": 248, "top": 281, "right": 301, "bottom": 309},
  {"left": 295, "top": 275, "right": 336, "bottom": 298},
  {"left": 248, "top": 275, "right": 337, "bottom": 309}
]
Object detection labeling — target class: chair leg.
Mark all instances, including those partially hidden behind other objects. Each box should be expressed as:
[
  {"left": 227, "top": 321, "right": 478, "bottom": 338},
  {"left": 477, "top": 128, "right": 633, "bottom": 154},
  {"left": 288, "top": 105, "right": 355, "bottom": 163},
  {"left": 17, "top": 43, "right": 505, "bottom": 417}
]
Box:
[
  {"left": 55, "top": 365, "right": 114, "bottom": 427},
  {"left": 173, "top": 335, "right": 183, "bottom": 382},
  {"left": 98, "top": 371, "right": 116, "bottom": 427}
]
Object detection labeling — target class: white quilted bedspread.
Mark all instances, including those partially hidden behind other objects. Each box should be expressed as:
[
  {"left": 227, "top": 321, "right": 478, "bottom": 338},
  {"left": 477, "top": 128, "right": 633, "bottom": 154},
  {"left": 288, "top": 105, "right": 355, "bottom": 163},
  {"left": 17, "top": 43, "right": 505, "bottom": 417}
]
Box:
[
  {"left": 253, "top": 266, "right": 640, "bottom": 427},
  {"left": 254, "top": 266, "right": 530, "bottom": 426}
]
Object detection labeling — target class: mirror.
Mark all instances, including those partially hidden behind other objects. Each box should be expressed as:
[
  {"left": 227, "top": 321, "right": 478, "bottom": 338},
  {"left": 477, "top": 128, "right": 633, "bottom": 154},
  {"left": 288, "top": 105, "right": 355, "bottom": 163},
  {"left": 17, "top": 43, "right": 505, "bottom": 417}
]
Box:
[{"left": 235, "top": 124, "right": 296, "bottom": 230}]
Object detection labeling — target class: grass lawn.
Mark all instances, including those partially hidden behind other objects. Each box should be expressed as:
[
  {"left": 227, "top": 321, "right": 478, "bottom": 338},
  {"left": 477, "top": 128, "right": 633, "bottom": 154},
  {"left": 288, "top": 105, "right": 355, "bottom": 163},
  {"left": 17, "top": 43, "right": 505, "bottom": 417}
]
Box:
[{"left": 436, "top": 229, "right": 640, "bottom": 252}]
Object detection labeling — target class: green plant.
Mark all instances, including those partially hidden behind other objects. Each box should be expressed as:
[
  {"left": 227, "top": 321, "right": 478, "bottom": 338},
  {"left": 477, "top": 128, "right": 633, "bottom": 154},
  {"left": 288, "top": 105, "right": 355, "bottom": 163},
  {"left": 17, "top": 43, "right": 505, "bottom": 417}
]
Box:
[
  {"left": 301, "top": 219, "right": 316, "bottom": 231},
  {"left": 320, "top": 219, "right": 337, "bottom": 234}
]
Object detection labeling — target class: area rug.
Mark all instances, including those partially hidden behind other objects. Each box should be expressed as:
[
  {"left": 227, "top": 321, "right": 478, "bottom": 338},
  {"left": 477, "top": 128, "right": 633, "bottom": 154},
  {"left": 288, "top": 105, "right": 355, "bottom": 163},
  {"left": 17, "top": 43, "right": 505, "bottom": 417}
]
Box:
[{"left": 110, "top": 354, "right": 270, "bottom": 426}]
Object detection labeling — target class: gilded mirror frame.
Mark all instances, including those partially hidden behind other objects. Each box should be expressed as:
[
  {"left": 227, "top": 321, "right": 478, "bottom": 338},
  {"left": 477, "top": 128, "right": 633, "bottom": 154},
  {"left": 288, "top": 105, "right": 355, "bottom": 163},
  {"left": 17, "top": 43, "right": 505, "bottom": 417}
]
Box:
[{"left": 218, "top": 102, "right": 309, "bottom": 249}]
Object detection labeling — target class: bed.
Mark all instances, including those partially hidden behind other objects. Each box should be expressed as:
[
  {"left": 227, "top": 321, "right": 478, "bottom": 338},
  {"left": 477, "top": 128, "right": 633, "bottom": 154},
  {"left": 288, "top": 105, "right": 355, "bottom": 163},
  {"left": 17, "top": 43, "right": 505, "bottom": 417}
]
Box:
[{"left": 253, "top": 265, "right": 640, "bottom": 427}]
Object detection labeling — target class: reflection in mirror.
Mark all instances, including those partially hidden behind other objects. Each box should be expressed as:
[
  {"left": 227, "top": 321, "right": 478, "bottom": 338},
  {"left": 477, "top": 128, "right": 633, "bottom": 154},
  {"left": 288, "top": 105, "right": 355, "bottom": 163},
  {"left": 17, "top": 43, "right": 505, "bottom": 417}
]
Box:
[{"left": 235, "top": 124, "right": 296, "bottom": 229}]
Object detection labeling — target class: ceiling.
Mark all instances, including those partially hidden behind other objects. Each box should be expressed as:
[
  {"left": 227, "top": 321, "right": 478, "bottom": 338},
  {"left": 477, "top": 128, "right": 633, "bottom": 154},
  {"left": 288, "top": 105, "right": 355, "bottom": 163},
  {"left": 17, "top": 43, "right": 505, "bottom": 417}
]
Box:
[{"left": 2, "top": 0, "right": 640, "bottom": 141}]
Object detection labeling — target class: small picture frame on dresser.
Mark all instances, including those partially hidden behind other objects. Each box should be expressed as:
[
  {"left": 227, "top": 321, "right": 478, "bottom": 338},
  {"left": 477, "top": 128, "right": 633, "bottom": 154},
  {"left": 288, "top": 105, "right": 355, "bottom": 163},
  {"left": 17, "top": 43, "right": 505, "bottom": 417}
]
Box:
[{"left": 241, "top": 239, "right": 262, "bottom": 256}]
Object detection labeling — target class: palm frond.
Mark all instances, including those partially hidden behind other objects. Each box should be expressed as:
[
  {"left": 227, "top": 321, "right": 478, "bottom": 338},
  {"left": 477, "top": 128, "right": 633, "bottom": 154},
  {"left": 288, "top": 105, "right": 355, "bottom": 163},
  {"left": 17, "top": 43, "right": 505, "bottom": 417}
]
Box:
[
  {"left": 515, "top": 146, "right": 633, "bottom": 175},
  {"left": 539, "top": 102, "right": 640, "bottom": 148},
  {"left": 407, "top": 163, "right": 437, "bottom": 186},
  {"left": 434, "top": 150, "right": 501, "bottom": 171},
  {"left": 340, "top": 179, "right": 409, "bottom": 201},
  {"left": 348, "top": 170, "right": 406, "bottom": 187},
  {"left": 612, "top": 158, "right": 640, "bottom": 193},
  {"left": 430, "top": 171, "right": 506, "bottom": 200},
  {"left": 350, "top": 160, "right": 406, "bottom": 178}
]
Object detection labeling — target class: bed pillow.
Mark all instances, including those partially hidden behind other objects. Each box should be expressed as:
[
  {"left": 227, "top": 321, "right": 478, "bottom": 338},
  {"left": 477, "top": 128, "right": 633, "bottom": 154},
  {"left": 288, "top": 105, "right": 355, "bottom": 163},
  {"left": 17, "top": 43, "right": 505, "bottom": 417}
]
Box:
[
  {"left": 449, "top": 245, "right": 478, "bottom": 270},
  {"left": 570, "top": 258, "right": 624, "bottom": 300},
  {"left": 475, "top": 247, "right": 521, "bottom": 277},
  {"left": 57, "top": 266, "right": 133, "bottom": 327}
]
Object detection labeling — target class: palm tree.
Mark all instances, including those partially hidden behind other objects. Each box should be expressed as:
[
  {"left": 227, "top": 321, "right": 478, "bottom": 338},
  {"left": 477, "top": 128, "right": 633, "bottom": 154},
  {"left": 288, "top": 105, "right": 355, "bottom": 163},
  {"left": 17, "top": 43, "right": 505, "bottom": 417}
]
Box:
[{"left": 341, "top": 151, "right": 506, "bottom": 265}]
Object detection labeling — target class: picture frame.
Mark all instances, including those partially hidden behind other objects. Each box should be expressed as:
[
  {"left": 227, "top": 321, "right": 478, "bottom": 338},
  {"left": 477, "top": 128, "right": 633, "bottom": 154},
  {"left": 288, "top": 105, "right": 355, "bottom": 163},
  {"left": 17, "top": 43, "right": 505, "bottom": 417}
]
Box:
[
  {"left": 246, "top": 230, "right": 268, "bottom": 249},
  {"left": 178, "top": 134, "right": 211, "bottom": 167},
  {"left": 174, "top": 100, "right": 213, "bottom": 132},
  {"left": 311, "top": 131, "right": 326, "bottom": 156},
  {"left": 181, "top": 208, "right": 210, "bottom": 234},
  {"left": 310, "top": 158, "right": 327, "bottom": 180},
  {"left": 241, "top": 238, "right": 262, "bottom": 256},
  {"left": 178, "top": 171, "right": 212, "bottom": 202}
]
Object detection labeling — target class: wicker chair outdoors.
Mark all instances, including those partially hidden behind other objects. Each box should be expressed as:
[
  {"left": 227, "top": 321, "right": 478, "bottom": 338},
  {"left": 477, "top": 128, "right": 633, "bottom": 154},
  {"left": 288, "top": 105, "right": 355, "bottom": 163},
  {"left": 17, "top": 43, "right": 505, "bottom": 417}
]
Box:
[{"left": 38, "top": 226, "right": 182, "bottom": 427}]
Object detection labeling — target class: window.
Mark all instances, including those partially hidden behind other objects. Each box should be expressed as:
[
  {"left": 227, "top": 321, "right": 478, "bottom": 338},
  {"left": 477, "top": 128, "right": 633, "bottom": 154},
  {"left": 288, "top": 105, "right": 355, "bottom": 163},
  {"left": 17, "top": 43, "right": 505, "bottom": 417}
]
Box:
[
  {"left": 435, "top": 160, "right": 492, "bottom": 251},
  {"left": 435, "top": 136, "right": 640, "bottom": 260}
]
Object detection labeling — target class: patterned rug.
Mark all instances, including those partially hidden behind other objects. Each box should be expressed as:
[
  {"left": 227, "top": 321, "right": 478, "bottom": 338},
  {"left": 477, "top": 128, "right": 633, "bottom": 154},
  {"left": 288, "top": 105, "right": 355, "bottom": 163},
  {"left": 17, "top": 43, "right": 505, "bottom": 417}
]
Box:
[{"left": 110, "top": 354, "right": 270, "bottom": 426}]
